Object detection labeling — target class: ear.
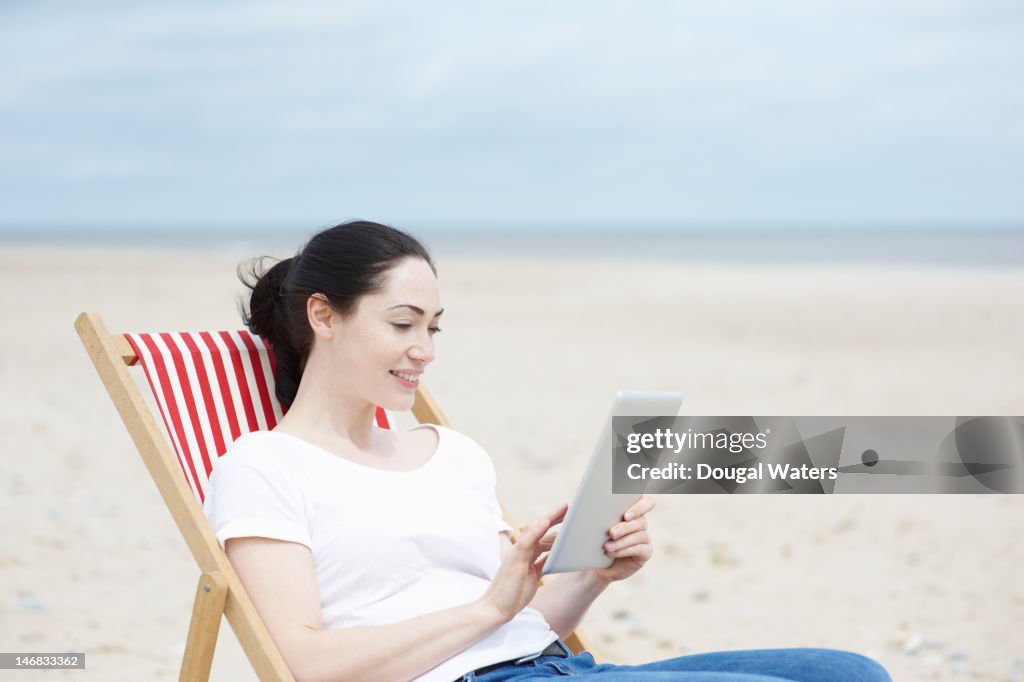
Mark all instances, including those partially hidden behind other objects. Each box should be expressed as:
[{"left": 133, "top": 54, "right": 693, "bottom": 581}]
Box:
[{"left": 307, "top": 294, "right": 337, "bottom": 340}]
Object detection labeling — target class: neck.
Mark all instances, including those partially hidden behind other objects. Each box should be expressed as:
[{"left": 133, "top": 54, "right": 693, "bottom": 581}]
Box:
[{"left": 275, "top": 354, "right": 378, "bottom": 451}]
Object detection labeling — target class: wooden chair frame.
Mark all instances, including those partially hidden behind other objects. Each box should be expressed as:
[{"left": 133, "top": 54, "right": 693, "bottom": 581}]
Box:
[{"left": 75, "top": 312, "right": 591, "bottom": 682}]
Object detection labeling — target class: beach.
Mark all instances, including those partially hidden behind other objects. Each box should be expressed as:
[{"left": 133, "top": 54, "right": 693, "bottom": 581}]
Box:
[{"left": 1, "top": 243, "right": 1022, "bottom": 681}]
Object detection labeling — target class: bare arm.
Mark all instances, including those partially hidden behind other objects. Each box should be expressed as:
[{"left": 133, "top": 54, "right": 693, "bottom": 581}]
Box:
[
  {"left": 520, "top": 539, "right": 612, "bottom": 639},
  {"left": 521, "top": 495, "right": 657, "bottom": 640},
  {"left": 227, "top": 504, "right": 566, "bottom": 682},
  {"left": 500, "top": 532, "right": 611, "bottom": 640}
]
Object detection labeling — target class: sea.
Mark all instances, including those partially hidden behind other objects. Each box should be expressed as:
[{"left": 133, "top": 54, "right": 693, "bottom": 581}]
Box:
[{"left": 2, "top": 227, "right": 1023, "bottom": 269}]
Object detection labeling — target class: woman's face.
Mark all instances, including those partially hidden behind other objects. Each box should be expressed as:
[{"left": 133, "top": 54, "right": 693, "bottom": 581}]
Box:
[{"left": 326, "top": 257, "right": 443, "bottom": 412}]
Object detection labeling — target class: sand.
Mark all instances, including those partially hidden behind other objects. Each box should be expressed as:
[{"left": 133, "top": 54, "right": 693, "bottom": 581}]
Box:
[{"left": 1, "top": 244, "right": 1022, "bottom": 681}]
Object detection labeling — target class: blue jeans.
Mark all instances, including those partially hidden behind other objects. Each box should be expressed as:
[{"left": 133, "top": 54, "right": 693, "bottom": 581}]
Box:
[{"left": 459, "top": 641, "right": 892, "bottom": 681}]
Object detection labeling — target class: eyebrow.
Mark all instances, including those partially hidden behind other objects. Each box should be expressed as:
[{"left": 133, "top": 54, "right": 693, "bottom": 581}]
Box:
[{"left": 387, "top": 304, "right": 444, "bottom": 318}]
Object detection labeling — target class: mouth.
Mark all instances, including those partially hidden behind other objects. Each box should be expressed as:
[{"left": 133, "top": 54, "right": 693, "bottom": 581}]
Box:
[{"left": 389, "top": 370, "right": 421, "bottom": 387}]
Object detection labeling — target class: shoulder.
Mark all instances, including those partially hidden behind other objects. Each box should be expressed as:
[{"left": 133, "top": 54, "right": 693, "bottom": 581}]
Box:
[
  {"left": 429, "top": 425, "right": 498, "bottom": 477},
  {"left": 424, "top": 424, "right": 481, "bottom": 453},
  {"left": 215, "top": 431, "right": 287, "bottom": 468},
  {"left": 208, "top": 432, "right": 309, "bottom": 490},
  {"left": 204, "top": 432, "right": 314, "bottom": 549}
]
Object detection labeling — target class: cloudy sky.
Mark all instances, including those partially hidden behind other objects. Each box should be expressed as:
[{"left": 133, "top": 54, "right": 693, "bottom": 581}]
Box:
[{"left": 2, "top": 0, "right": 1022, "bottom": 232}]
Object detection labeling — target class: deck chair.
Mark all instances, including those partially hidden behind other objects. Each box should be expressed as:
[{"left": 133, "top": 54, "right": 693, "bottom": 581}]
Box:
[{"left": 75, "top": 312, "right": 593, "bottom": 682}]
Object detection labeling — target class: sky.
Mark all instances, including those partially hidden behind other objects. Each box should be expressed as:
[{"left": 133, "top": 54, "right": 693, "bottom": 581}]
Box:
[{"left": 1, "top": 0, "right": 1022, "bottom": 233}]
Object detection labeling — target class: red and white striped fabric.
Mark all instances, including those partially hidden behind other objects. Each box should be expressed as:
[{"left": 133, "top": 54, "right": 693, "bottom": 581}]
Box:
[{"left": 125, "top": 330, "right": 392, "bottom": 503}]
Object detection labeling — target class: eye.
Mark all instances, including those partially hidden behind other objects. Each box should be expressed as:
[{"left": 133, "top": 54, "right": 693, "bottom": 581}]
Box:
[{"left": 391, "top": 322, "right": 441, "bottom": 335}]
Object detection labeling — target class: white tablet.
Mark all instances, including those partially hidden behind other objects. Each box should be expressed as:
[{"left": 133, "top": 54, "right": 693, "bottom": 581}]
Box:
[{"left": 542, "top": 390, "right": 684, "bottom": 575}]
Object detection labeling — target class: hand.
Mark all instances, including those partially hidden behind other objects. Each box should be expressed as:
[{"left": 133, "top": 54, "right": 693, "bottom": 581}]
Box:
[
  {"left": 591, "top": 495, "right": 655, "bottom": 584},
  {"left": 480, "top": 503, "right": 568, "bottom": 622}
]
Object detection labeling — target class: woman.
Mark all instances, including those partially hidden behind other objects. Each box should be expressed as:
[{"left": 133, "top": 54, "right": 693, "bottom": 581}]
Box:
[{"left": 205, "top": 220, "right": 891, "bottom": 682}]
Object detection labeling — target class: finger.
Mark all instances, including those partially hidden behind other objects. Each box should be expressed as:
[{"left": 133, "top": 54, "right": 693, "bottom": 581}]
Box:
[
  {"left": 517, "top": 517, "right": 552, "bottom": 549},
  {"left": 605, "top": 541, "right": 654, "bottom": 561},
  {"left": 608, "top": 516, "right": 648, "bottom": 541},
  {"left": 623, "top": 494, "right": 654, "bottom": 521},
  {"left": 521, "top": 514, "right": 551, "bottom": 536},
  {"left": 605, "top": 531, "right": 651, "bottom": 555},
  {"left": 547, "top": 502, "right": 569, "bottom": 525},
  {"left": 623, "top": 495, "right": 656, "bottom": 521},
  {"left": 534, "top": 553, "right": 549, "bottom": 576},
  {"left": 539, "top": 532, "right": 558, "bottom": 549},
  {"left": 520, "top": 505, "right": 564, "bottom": 544}
]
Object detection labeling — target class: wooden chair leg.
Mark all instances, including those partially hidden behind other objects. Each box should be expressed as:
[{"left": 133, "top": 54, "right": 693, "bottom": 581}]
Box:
[
  {"left": 563, "top": 631, "right": 594, "bottom": 658},
  {"left": 179, "top": 571, "right": 229, "bottom": 682}
]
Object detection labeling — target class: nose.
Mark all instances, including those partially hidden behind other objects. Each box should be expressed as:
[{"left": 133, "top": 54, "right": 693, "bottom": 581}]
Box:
[{"left": 407, "top": 333, "right": 435, "bottom": 365}]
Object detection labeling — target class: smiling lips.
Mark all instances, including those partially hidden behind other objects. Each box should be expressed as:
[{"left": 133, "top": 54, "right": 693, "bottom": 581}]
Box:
[{"left": 389, "top": 370, "right": 421, "bottom": 388}]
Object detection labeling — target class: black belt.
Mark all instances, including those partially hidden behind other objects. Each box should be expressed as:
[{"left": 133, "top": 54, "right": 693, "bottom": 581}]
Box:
[{"left": 470, "top": 640, "right": 570, "bottom": 677}]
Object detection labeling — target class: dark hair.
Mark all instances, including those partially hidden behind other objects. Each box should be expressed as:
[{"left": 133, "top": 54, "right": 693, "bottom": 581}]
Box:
[{"left": 239, "top": 220, "right": 435, "bottom": 408}]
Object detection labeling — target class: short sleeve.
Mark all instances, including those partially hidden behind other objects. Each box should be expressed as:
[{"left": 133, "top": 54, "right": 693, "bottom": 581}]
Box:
[
  {"left": 486, "top": 472, "right": 515, "bottom": 535},
  {"left": 463, "top": 431, "right": 515, "bottom": 535},
  {"left": 203, "top": 447, "right": 312, "bottom": 550},
  {"left": 492, "top": 498, "right": 515, "bottom": 535}
]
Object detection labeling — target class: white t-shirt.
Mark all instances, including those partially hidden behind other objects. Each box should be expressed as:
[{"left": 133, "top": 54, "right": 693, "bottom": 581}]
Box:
[{"left": 203, "top": 424, "right": 557, "bottom": 682}]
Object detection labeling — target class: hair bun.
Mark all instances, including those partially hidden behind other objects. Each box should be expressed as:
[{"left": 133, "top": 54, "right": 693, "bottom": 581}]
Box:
[{"left": 238, "top": 255, "right": 296, "bottom": 346}]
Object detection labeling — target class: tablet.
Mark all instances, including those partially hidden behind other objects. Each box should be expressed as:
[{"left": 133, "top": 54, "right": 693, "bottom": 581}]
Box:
[{"left": 542, "top": 390, "right": 684, "bottom": 575}]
